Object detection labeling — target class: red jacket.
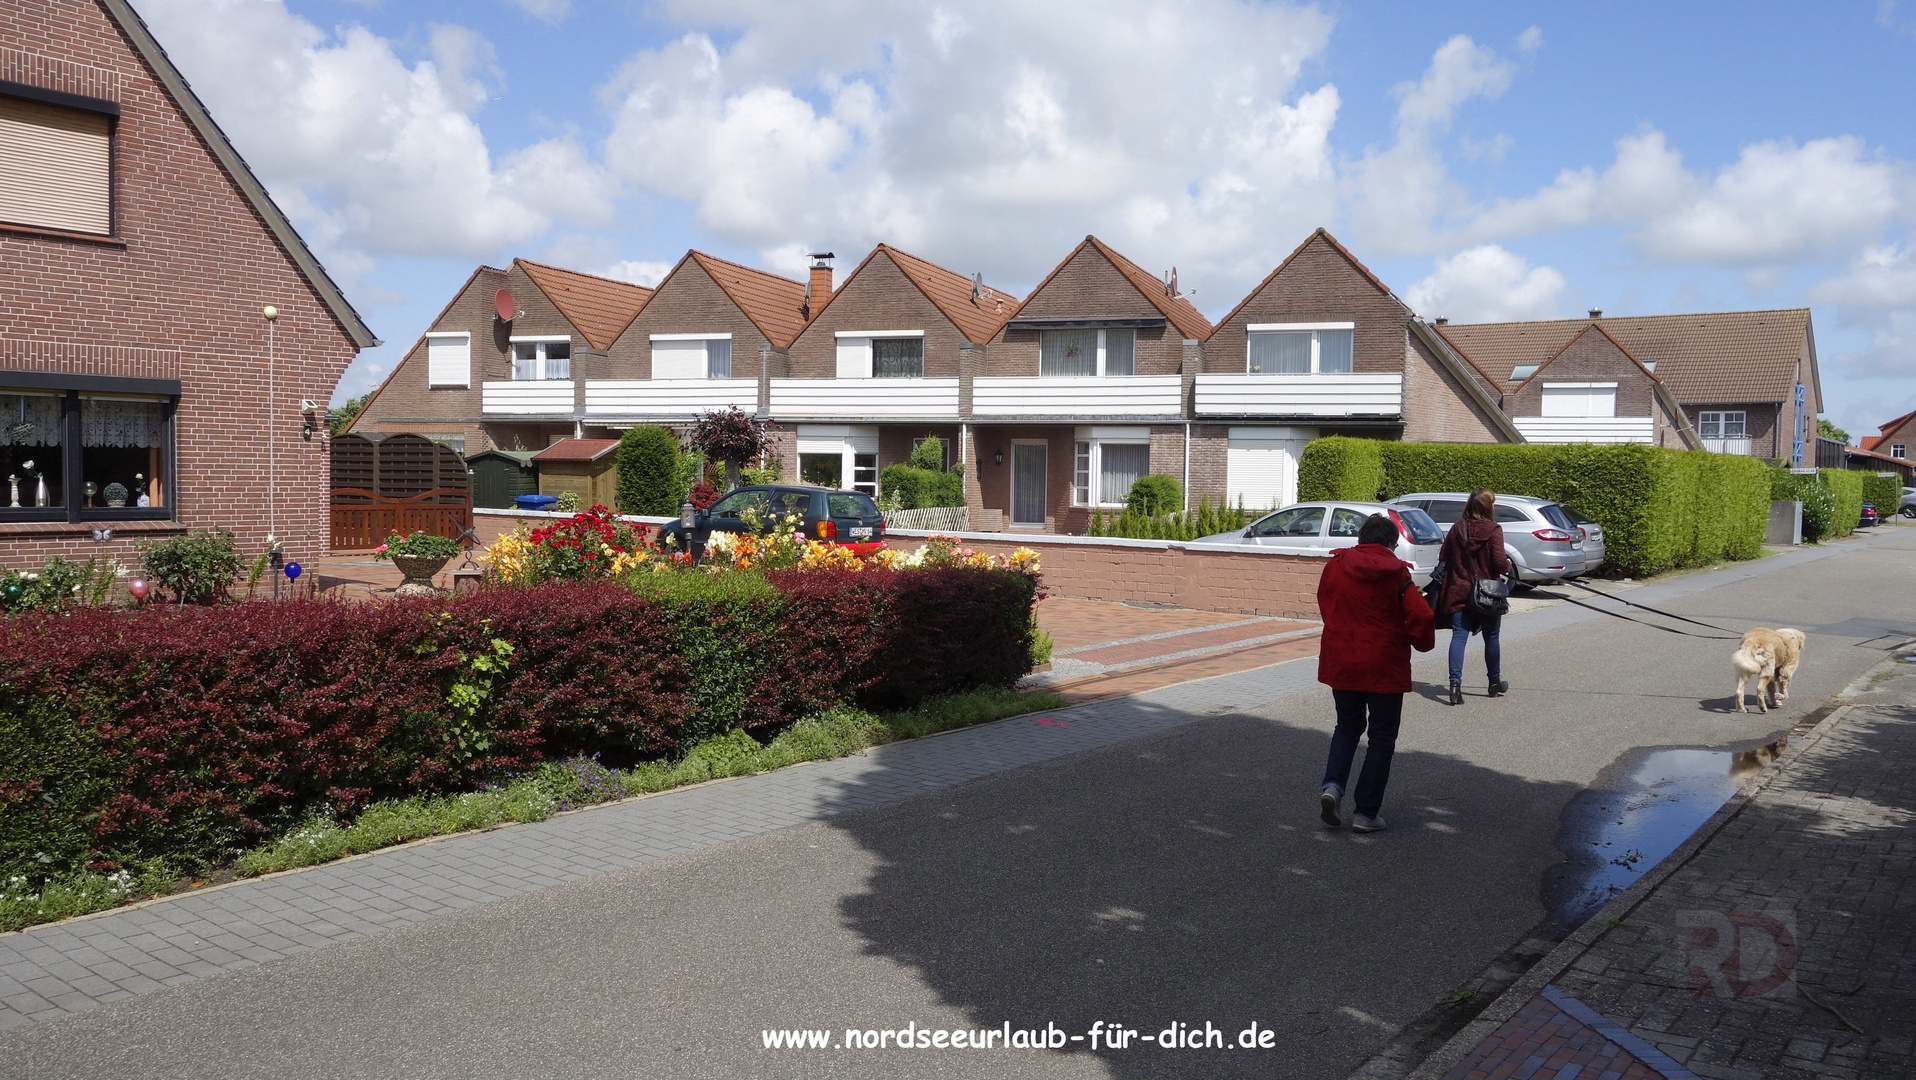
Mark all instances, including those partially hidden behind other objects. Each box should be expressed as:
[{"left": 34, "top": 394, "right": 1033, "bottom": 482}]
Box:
[{"left": 1316, "top": 543, "right": 1437, "bottom": 693}]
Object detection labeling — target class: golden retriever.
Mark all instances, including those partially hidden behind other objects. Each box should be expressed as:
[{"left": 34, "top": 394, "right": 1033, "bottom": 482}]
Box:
[{"left": 1732, "top": 628, "right": 1805, "bottom": 713}]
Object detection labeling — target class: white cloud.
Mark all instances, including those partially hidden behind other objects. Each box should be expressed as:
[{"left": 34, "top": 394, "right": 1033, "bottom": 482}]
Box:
[
  {"left": 135, "top": 0, "right": 616, "bottom": 281},
  {"left": 1403, "top": 245, "right": 1568, "bottom": 322},
  {"left": 602, "top": 260, "right": 675, "bottom": 287},
  {"left": 598, "top": 0, "right": 1341, "bottom": 291},
  {"left": 1810, "top": 244, "right": 1916, "bottom": 308},
  {"left": 504, "top": 0, "right": 572, "bottom": 24}
]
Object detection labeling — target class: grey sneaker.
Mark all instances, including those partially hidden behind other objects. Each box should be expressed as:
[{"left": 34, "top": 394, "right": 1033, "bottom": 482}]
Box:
[
  {"left": 1319, "top": 786, "right": 1342, "bottom": 828},
  {"left": 1351, "top": 813, "right": 1388, "bottom": 833}
]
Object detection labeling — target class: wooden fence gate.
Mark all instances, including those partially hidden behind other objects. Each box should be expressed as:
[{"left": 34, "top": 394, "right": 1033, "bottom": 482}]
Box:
[{"left": 331, "top": 433, "right": 471, "bottom": 550}]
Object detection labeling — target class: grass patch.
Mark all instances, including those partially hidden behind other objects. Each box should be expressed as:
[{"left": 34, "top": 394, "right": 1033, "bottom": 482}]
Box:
[{"left": 0, "top": 687, "right": 1071, "bottom": 935}]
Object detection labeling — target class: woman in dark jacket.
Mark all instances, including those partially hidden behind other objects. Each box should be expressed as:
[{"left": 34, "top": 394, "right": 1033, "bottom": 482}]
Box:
[
  {"left": 1436, "top": 488, "right": 1515, "bottom": 705},
  {"left": 1317, "top": 513, "right": 1436, "bottom": 833}
]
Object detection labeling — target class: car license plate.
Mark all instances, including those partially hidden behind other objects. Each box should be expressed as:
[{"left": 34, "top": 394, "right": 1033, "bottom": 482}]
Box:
[{"left": 850, "top": 526, "right": 873, "bottom": 539}]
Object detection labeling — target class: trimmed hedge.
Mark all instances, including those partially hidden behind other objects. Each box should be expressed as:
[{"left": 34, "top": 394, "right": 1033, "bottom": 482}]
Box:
[
  {"left": 1861, "top": 472, "right": 1902, "bottom": 519},
  {"left": 1126, "top": 474, "right": 1183, "bottom": 516},
  {"left": 616, "top": 425, "right": 684, "bottom": 516},
  {"left": 0, "top": 569, "right": 1035, "bottom": 881},
  {"left": 1819, "top": 468, "right": 1863, "bottom": 538},
  {"left": 1299, "top": 438, "right": 1772, "bottom": 575},
  {"left": 879, "top": 463, "right": 964, "bottom": 509}
]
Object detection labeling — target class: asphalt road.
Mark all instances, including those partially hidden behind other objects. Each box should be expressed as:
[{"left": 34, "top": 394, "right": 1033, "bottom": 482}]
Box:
[{"left": 5, "top": 529, "right": 1911, "bottom": 1080}]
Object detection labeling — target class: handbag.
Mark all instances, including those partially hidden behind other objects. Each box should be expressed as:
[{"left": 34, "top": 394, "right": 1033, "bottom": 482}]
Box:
[
  {"left": 1421, "top": 561, "right": 1445, "bottom": 612},
  {"left": 1464, "top": 526, "right": 1510, "bottom": 618}
]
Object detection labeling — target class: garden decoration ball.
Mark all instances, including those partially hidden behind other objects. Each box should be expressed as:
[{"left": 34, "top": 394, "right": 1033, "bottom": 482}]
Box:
[
  {"left": 284, "top": 562, "right": 302, "bottom": 581},
  {"left": 2, "top": 581, "right": 21, "bottom": 603},
  {"left": 128, "top": 579, "right": 150, "bottom": 599}
]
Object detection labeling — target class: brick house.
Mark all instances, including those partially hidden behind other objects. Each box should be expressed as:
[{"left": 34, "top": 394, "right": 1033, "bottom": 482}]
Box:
[
  {"left": 0, "top": 0, "right": 374, "bottom": 569},
  {"left": 349, "top": 259, "right": 653, "bottom": 454},
  {"left": 1860, "top": 409, "right": 1916, "bottom": 464},
  {"left": 1435, "top": 319, "right": 1695, "bottom": 448},
  {"left": 1438, "top": 309, "right": 1818, "bottom": 463}
]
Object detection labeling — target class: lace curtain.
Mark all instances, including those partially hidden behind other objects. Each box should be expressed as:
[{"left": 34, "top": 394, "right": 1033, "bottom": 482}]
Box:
[
  {"left": 0, "top": 394, "right": 62, "bottom": 446},
  {"left": 82, "top": 399, "right": 165, "bottom": 448}
]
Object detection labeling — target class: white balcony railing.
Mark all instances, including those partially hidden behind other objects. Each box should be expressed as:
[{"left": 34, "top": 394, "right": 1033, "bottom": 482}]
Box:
[
  {"left": 769, "top": 378, "right": 960, "bottom": 420},
  {"left": 1513, "top": 416, "right": 1656, "bottom": 444},
  {"left": 1700, "top": 436, "right": 1755, "bottom": 455},
  {"left": 481, "top": 380, "right": 574, "bottom": 417},
  {"left": 971, "top": 376, "right": 1182, "bottom": 419},
  {"left": 1193, "top": 373, "right": 1403, "bottom": 417},
  {"left": 583, "top": 379, "right": 759, "bottom": 420}
]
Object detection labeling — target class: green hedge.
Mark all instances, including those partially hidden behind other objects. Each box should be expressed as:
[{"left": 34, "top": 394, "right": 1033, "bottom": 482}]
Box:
[
  {"left": 1819, "top": 469, "right": 1863, "bottom": 538},
  {"left": 1126, "top": 474, "right": 1183, "bottom": 516},
  {"left": 1861, "top": 472, "right": 1902, "bottom": 519},
  {"left": 1297, "top": 436, "right": 1385, "bottom": 501},
  {"left": 1300, "top": 438, "right": 1772, "bottom": 576},
  {"left": 1086, "top": 500, "right": 1248, "bottom": 540},
  {"left": 1770, "top": 469, "right": 1836, "bottom": 542},
  {"left": 879, "top": 464, "right": 964, "bottom": 509}
]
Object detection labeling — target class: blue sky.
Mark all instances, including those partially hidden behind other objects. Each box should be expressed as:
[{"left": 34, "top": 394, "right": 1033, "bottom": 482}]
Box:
[{"left": 139, "top": 0, "right": 1916, "bottom": 438}]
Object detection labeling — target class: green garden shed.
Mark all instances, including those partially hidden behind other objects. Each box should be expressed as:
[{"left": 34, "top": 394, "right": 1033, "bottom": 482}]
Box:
[{"left": 467, "top": 449, "right": 539, "bottom": 509}]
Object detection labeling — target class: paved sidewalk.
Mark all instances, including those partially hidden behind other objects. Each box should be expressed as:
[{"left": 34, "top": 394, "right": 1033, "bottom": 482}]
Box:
[{"left": 1424, "top": 658, "right": 1916, "bottom": 1080}]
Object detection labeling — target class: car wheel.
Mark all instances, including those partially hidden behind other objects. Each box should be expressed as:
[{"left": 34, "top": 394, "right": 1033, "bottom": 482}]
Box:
[{"left": 1903, "top": 505, "right": 1916, "bottom": 520}]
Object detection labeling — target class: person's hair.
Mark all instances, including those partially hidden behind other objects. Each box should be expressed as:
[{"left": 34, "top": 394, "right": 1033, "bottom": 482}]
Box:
[
  {"left": 1463, "top": 488, "right": 1496, "bottom": 520},
  {"left": 1358, "top": 513, "right": 1400, "bottom": 547}
]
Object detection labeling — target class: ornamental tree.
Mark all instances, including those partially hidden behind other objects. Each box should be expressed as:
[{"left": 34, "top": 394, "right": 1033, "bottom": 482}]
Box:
[{"left": 690, "top": 406, "right": 769, "bottom": 490}]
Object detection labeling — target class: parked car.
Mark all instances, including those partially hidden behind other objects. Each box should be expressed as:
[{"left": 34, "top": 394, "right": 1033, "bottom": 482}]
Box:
[
  {"left": 1901, "top": 487, "right": 1916, "bottom": 520},
  {"left": 654, "top": 484, "right": 886, "bottom": 558},
  {"left": 1193, "top": 501, "right": 1445, "bottom": 583},
  {"left": 1559, "top": 505, "right": 1607, "bottom": 571},
  {"left": 1384, "top": 492, "right": 1588, "bottom": 584},
  {"left": 1859, "top": 503, "right": 1880, "bottom": 528}
]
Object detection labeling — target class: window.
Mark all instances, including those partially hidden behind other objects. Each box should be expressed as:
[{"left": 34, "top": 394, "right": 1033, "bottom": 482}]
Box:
[
  {"left": 651, "top": 334, "right": 732, "bottom": 379},
  {"left": 1250, "top": 505, "right": 1324, "bottom": 538},
  {"left": 0, "top": 380, "right": 174, "bottom": 521},
  {"left": 0, "top": 95, "right": 112, "bottom": 236},
  {"left": 828, "top": 492, "right": 881, "bottom": 518},
  {"left": 1541, "top": 383, "right": 1618, "bottom": 418},
  {"left": 872, "top": 338, "right": 923, "bottom": 378},
  {"left": 511, "top": 338, "right": 571, "bottom": 380},
  {"left": 1070, "top": 431, "right": 1151, "bottom": 506},
  {"left": 796, "top": 425, "right": 879, "bottom": 496},
  {"left": 1246, "top": 324, "right": 1354, "bottom": 374},
  {"left": 1494, "top": 505, "right": 1528, "bottom": 524},
  {"left": 426, "top": 332, "right": 470, "bottom": 388},
  {"left": 1698, "top": 411, "right": 1747, "bottom": 439},
  {"left": 708, "top": 489, "right": 770, "bottom": 519},
  {"left": 1328, "top": 507, "right": 1369, "bottom": 537},
  {"left": 1893, "top": 444, "right": 1907, "bottom": 459},
  {"left": 1041, "top": 328, "right": 1137, "bottom": 377},
  {"left": 1422, "top": 499, "right": 1464, "bottom": 525}
]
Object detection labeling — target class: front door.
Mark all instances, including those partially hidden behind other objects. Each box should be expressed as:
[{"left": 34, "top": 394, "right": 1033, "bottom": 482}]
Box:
[{"left": 1011, "top": 442, "right": 1047, "bottom": 526}]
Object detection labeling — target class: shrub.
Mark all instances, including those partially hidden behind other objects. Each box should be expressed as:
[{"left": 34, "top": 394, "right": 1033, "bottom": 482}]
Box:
[
  {"left": 1086, "top": 499, "right": 1247, "bottom": 541},
  {"left": 553, "top": 490, "right": 581, "bottom": 513},
  {"left": 616, "top": 425, "right": 683, "bottom": 515},
  {"left": 908, "top": 435, "right": 947, "bottom": 471},
  {"left": 691, "top": 407, "right": 769, "bottom": 487},
  {"left": 1819, "top": 468, "right": 1863, "bottom": 538},
  {"left": 1297, "top": 436, "right": 1386, "bottom": 500},
  {"left": 373, "top": 530, "right": 461, "bottom": 560},
  {"left": 0, "top": 555, "right": 117, "bottom": 613},
  {"left": 1771, "top": 469, "right": 1836, "bottom": 542},
  {"left": 1127, "top": 474, "right": 1182, "bottom": 516},
  {"left": 140, "top": 528, "right": 240, "bottom": 604},
  {"left": 1861, "top": 472, "right": 1902, "bottom": 519},
  {"left": 879, "top": 464, "right": 963, "bottom": 509},
  {"left": 688, "top": 480, "right": 720, "bottom": 510}
]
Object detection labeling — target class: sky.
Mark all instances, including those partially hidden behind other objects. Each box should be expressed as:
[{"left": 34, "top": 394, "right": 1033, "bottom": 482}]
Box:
[{"left": 135, "top": 0, "right": 1916, "bottom": 438}]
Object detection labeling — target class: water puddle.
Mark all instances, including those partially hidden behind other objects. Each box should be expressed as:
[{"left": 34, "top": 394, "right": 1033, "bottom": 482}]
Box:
[{"left": 1542, "top": 735, "right": 1789, "bottom": 929}]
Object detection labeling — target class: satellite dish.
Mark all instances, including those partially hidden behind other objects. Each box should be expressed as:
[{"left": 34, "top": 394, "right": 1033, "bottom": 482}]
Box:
[{"left": 494, "top": 288, "right": 515, "bottom": 322}]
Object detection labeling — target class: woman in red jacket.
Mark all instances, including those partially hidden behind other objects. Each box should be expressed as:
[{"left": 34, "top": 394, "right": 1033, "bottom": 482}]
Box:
[
  {"left": 1317, "top": 513, "right": 1437, "bottom": 833},
  {"left": 1436, "top": 488, "right": 1515, "bottom": 706}
]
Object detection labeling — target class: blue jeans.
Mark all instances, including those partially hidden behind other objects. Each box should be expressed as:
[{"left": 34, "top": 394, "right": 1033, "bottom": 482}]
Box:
[
  {"left": 1447, "top": 610, "right": 1502, "bottom": 685},
  {"left": 1322, "top": 690, "right": 1404, "bottom": 818}
]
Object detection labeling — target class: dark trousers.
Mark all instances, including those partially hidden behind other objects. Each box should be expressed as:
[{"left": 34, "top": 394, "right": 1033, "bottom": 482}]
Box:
[{"left": 1322, "top": 690, "right": 1405, "bottom": 818}]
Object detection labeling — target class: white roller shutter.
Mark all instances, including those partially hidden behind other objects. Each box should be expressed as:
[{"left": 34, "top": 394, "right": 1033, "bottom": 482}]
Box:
[
  {"left": 1227, "top": 427, "right": 1313, "bottom": 511},
  {"left": 835, "top": 337, "right": 872, "bottom": 378},
  {"left": 0, "top": 97, "right": 111, "bottom": 235},
  {"left": 1541, "top": 383, "right": 1618, "bottom": 418},
  {"left": 426, "top": 333, "right": 470, "bottom": 388},
  {"left": 651, "top": 340, "right": 707, "bottom": 379}
]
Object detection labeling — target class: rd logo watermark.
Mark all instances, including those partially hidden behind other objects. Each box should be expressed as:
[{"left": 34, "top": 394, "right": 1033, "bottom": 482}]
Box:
[{"left": 1675, "top": 908, "right": 1796, "bottom": 999}]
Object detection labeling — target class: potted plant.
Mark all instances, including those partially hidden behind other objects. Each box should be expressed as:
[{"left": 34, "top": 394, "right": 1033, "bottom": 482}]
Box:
[{"left": 374, "top": 530, "right": 463, "bottom": 595}]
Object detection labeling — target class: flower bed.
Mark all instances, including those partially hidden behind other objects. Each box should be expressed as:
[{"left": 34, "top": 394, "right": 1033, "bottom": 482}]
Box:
[{"left": 0, "top": 527, "right": 1039, "bottom": 885}]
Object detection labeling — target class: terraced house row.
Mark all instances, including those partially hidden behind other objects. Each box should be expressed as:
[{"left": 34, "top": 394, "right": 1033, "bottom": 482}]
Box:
[{"left": 352, "top": 231, "right": 1822, "bottom": 533}]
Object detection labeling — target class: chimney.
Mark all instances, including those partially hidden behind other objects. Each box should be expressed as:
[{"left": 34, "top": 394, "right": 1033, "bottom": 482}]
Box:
[
  {"left": 1588, "top": 308, "right": 1603, "bottom": 320},
  {"left": 1434, "top": 316, "right": 1448, "bottom": 326},
  {"left": 807, "top": 253, "right": 834, "bottom": 317}
]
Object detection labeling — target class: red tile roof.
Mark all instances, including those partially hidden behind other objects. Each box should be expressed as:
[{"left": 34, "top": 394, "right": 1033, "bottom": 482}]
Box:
[
  {"left": 1208, "top": 227, "right": 1406, "bottom": 343},
  {"left": 1083, "top": 237, "right": 1213, "bottom": 340},
  {"left": 829, "top": 245, "right": 1019, "bottom": 344},
  {"left": 1507, "top": 321, "right": 1664, "bottom": 395},
  {"left": 516, "top": 260, "right": 655, "bottom": 351},
  {"left": 1438, "top": 309, "right": 1812, "bottom": 404},
  {"left": 533, "top": 438, "right": 619, "bottom": 463},
  {"left": 687, "top": 251, "right": 810, "bottom": 347}
]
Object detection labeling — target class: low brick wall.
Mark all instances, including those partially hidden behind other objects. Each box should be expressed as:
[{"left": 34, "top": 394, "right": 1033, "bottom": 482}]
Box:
[{"left": 891, "top": 529, "right": 1327, "bottom": 620}]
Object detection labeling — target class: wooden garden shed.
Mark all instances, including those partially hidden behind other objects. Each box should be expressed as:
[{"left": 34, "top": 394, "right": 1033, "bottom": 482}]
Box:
[
  {"left": 533, "top": 438, "right": 620, "bottom": 508},
  {"left": 467, "top": 449, "right": 539, "bottom": 509},
  {"left": 330, "top": 433, "right": 471, "bottom": 549}
]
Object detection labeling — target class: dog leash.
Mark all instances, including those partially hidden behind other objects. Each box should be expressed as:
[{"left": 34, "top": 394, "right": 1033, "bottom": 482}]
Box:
[
  {"left": 1558, "top": 578, "right": 1747, "bottom": 637},
  {"left": 1535, "top": 580, "right": 1742, "bottom": 640}
]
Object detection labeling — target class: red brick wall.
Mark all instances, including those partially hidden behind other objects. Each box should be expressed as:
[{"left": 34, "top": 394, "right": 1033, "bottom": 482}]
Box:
[
  {"left": 608, "top": 259, "right": 788, "bottom": 380},
  {"left": 1403, "top": 332, "right": 1504, "bottom": 443},
  {"left": 1505, "top": 330, "right": 1658, "bottom": 418},
  {"left": 787, "top": 252, "right": 971, "bottom": 378},
  {"left": 986, "top": 246, "right": 1182, "bottom": 377},
  {"left": 0, "top": 2, "right": 362, "bottom": 571}
]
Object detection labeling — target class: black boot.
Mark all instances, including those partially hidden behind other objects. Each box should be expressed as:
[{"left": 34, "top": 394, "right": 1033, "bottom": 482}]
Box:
[
  {"left": 1489, "top": 678, "right": 1508, "bottom": 697},
  {"left": 1449, "top": 681, "right": 1464, "bottom": 705}
]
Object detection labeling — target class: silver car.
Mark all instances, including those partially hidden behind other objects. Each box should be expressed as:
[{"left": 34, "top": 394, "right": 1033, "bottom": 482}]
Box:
[
  {"left": 1384, "top": 492, "right": 1587, "bottom": 584},
  {"left": 1558, "top": 505, "right": 1607, "bottom": 570},
  {"left": 1194, "top": 501, "right": 1445, "bottom": 583}
]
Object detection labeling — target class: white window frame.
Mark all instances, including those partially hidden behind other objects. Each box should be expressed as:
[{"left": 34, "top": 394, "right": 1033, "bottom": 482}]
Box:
[
  {"left": 650, "top": 333, "right": 733, "bottom": 380},
  {"left": 1893, "top": 443, "right": 1907, "bottom": 459},
  {"left": 1040, "top": 328, "right": 1137, "bottom": 378},
  {"left": 1071, "top": 426, "right": 1151, "bottom": 507},
  {"left": 424, "top": 331, "right": 471, "bottom": 389},
  {"left": 1245, "top": 322, "right": 1355, "bottom": 375},
  {"left": 834, "top": 330, "right": 924, "bottom": 379},
  {"left": 1698, "top": 410, "right": 1748, "bottom": 439},
  {"left": 508, "top": 335, "right": 572, "bottom": 381}
]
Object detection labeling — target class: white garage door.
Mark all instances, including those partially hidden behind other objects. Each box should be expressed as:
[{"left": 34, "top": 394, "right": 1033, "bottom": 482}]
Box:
[{"left": 1227, "top": 427, "right": 1314, "bottom": 511}]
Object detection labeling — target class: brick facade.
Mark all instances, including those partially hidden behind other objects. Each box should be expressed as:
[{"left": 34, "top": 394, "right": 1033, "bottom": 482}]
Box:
[
  {"left": 985, "top": 245, "right": 1186, "bottom": 377},
  {"left": 787, "top": 250, "right": 970, "bottom": 379},
  {"left": 1205, "top": 231, "right": 1414, "bottom": 378},
  {"left": 608, "top": 256, "right": 798, "bottom": 380},
  {"left": 1402, "top": 331, "right": 1504, "bottom": 442},
  {"left": 0, "top": 1, "right": 366, "bottom": 571}
]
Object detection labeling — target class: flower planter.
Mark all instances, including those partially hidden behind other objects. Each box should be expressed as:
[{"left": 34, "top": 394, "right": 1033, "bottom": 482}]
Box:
[{"left": 391, "top": 554, "right": 450, "bottom": 596}]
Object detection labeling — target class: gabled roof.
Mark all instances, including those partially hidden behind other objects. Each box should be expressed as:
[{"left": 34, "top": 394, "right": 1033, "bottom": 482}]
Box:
[
  {"left": 101, "top": 0, "right": 377, "bottom": 349},
  {"left": 1438, "top": 309, "right": 1813, "bottom": 405},
  {"left": 345, "top": 263, "right": 506, "bottom": 433},
  {"left": 1011, "top": 236, "right": 1212, "bottom": 340},
  {"left": 1209, "top": 228, "right": 1405, "bottom": 340},
  {"left": 812, "top": 245, "right": 1019, "bottom": 345},
  {"left": 533, "top": 438, "right": 619, "bottom": 463},
  {"left": 515, "top": 260, "right": 653, "bottom": 350},
  {"left": 681, "top": 251, "right": 810, "bottom": 347},
  {"left": 1507, "top": 321, "right": 1664, "bottom": 396},
  {"left": 1860, "top": 409, "right": 1916, "bottom": 451}
]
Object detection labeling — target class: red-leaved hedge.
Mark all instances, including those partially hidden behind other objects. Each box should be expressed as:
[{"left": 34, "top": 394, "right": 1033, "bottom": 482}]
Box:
[{"left": 0, "top": 567, "right": 1035, "bottom": 877}]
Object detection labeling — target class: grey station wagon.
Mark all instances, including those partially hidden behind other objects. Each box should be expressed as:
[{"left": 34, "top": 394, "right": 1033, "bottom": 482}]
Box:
[{"left": 1384, "top": 493, "right": 1589, "bottom": 584}]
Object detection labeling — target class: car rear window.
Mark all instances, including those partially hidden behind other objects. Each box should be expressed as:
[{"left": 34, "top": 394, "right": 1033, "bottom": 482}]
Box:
[
  {"left": 1423, "top": 499, "right": 1464, "bottom": 524},
  {"left": 1540, "top": 504, "right": 1575, "bottom": 531},
  {"left": 1395, "top": 508, "right": 1444, "bottom": 544},
  {"left": 1560, "top": 505, "right": 1594, "bottom": 525},
  {"left": 828, "top": 493, "right": 880, "bottom": 518}
]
